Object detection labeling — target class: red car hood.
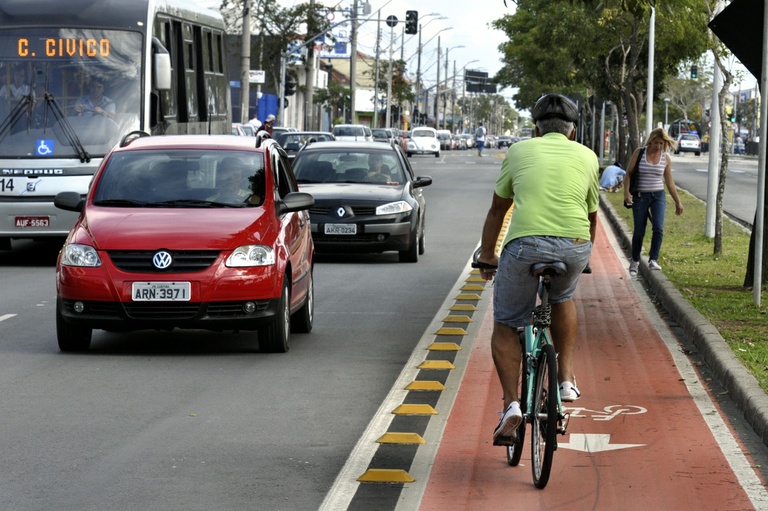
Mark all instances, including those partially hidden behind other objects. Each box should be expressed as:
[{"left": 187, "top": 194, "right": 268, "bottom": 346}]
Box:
[{"left": 74, "top": 207, "right": 273, "bottom": 250}]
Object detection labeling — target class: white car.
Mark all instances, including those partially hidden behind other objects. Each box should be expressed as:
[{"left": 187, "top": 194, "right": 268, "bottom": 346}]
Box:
[
  {"left": 332, "top": 124, "right": 373, "bottom": 142},
  {"left": 406, "top": 127, "right": 441, "bottom": 158}
]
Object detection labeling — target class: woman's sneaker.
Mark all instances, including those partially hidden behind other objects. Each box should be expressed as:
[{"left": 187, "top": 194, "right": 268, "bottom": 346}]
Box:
[
  {"left": 559, "top": 381, "right": 581, "bottom": 402},
  {"left": 648, "top": 259, "right": 662, "bottom": 270},
  {"left": 493, "top": 401, "right": 522, "bottom": 444},
  {"left": 629, "top": 260, "right": 639, "bottom": 277}
]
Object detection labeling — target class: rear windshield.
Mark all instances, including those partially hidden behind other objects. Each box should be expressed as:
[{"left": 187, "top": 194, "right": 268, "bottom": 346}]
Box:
[
  {"left": 412, "top": 130, "right": 435, "bottom": 138},
  {"left": 333, "top": 126, "right": 364, "bottom": 137}
]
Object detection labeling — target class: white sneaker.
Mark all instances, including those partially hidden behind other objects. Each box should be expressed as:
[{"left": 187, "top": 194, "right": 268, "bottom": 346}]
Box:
[
  {"left": 629, "top": 260, "right": 639, "bottom": 277},
  {"left": 559, "top": 381, "right": 581, "bottom": 402},
  {"left": 648, "top": 259, "right": 662, "bottom": 270},
  {"left": 493, "top": 401, "right": 522, "bottom": 442}
]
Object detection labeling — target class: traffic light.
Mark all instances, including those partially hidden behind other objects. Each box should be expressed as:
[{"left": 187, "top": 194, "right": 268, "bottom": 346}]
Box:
[
  {"left": 405, "top": 10, "right": 418, "bottom": 35},
  {"left": 284, "top": 75, "right": 297, "bottom": 96},
  {"left": 726, "top": 106, "right": 735, "bottom": 123},
  {"left": 690, "top": 65, "right": 698, "bottom": 79}
]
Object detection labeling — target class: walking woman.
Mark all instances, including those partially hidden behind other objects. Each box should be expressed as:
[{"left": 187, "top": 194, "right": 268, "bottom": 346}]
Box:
[{"left": 623, "top": 128, "right": 684, "bottom": 277}]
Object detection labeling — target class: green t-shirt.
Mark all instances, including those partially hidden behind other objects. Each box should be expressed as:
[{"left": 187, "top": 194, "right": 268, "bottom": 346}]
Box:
[{"left": 495, "top": 132, "right": 599, "bottom": 246}]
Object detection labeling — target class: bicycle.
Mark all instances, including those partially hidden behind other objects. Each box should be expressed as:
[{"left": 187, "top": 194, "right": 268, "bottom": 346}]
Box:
[{"left": 473, "top": 254, "right": 570, "bottom": 489}]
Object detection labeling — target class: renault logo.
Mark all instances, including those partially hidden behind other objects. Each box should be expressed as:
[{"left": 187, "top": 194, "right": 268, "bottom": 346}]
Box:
[
  {"left": 153, "top": 251, "right": 173, "bottom": 269},
  {"left": 336, "top": 207, "right": 345, "bottom": 218}
]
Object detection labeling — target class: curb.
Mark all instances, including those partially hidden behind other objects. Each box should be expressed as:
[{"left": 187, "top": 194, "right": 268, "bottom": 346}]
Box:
[{"left": 600, "top": 195, "right": 768, "bottom": 445}]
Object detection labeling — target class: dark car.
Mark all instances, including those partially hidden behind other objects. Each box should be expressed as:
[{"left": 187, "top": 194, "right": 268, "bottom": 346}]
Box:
[
  {"left": 276, "top": 131, "right": 335, "bottom": 164},
  {"left": 291, "top": 141, "right": 432, "bottom": 262},
  {"left": 497, "top": 135, "right": 513, "bottom": 148},
  {"left": 53, "top": 133, "right": 315, "bottom": 353}
]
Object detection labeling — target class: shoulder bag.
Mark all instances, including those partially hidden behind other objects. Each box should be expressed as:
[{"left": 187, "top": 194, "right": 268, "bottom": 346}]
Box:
[{"left": 628, "top": 147, "right": 645, "bottom": 195}]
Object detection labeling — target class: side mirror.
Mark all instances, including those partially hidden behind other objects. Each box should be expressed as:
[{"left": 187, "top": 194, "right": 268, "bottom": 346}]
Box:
[
  {"left": 276, "top": 192, "right": 314, "bottom": 215},
  {"left": 54, "top": 191, "right": 85, "bottom": 212},
  {"left": 413, "top": 176, "right": 432, "bottom": 189}
]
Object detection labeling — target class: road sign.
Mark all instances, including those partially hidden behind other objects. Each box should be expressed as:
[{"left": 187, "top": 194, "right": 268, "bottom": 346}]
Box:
[
  {"left": 248, "top": 70, "right": 265, "bottom": 84},
  {"left": 386, "top": 15, "right": 398, "bottom": 28}
]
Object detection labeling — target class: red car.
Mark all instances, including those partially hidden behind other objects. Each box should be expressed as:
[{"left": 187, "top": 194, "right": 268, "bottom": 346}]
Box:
[{"left": 54, "top": 133, "right": 315, "bottom": 353}]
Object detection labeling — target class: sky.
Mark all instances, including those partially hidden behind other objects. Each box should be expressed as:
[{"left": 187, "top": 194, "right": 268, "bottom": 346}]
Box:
[{"left": 195, "top": 0, "right": 516, "bottom": 100}]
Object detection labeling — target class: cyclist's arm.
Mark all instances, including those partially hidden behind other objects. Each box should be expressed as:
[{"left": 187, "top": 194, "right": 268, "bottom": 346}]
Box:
[{"left": 478, "top": 192, "right": 514, "bottom": 269}]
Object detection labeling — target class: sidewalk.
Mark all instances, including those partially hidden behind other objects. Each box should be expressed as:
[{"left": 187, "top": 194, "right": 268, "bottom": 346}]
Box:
[{"left": 416, "top": 208, "right": 768, "bottom": 510}]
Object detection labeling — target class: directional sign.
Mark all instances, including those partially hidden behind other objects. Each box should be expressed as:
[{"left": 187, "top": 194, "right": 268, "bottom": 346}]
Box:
[
  {"left": 559, "top": 434, "right": 645, "bottom": 453},
  {"left": 386, "top": 15, "right": 398, "bottom": 28},
  {"left": 248, "top": 70, "right": 265, "bottom": 84}
]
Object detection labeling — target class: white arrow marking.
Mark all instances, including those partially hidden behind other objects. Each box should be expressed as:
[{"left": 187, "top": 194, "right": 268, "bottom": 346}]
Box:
[
  {"left": 0, "top": 314, "right": 17, "bottom": 322},
  {"left": 559, "top": 433, "right": 644, "bottom": 453}
]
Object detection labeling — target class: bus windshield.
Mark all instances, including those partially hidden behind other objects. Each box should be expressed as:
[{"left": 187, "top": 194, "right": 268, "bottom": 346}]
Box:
[{"left": 0, "top": 28, "right": 142, "bottom": 158}]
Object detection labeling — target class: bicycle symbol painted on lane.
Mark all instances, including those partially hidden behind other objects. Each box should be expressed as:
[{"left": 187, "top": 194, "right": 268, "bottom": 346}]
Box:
[{"left": 564, "top": 405, "right": 648, "bottom": 421}]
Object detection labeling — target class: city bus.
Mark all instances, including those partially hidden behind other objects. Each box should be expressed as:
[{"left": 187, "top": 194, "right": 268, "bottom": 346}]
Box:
[{"left": 0, "top": 0, "right": 230, "bottom": 250}]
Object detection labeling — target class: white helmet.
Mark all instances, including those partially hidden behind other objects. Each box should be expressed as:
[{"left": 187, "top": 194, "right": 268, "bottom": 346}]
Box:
[{"left": 266, "top": 114, "right": 276, "bottom": 122}]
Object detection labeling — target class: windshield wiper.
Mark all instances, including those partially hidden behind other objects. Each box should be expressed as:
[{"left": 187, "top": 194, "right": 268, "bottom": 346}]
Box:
[
  {"left": 151, "top": 199, "right": 247, "bottom": 208},
  {"left": 43, "top": 92, "right": 90, "bottom": 163},
  {"left": 0, "top": 95, "right": 33, "bottom": 144}
]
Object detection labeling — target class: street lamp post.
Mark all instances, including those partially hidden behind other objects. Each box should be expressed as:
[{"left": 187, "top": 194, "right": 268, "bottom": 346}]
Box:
[
  {"left": 441, "top": 44, "right": 463, "bottom": 131},
  {"left": 664, "top": 97, "right": 670, "bottom": 127}
]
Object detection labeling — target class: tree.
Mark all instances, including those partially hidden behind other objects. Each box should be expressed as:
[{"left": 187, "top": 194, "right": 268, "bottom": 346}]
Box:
[
  {"left": 492, "top": 0, "right": 714, "bottom": 164},
  {"left": 662, "top": 66, "right": 711, "bottom": 122}
]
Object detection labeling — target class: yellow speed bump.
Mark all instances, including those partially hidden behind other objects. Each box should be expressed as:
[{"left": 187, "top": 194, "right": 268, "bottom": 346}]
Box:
[
  {"left": 443, "top": 315, "right": 472, "bottom": 323},
  {"left": 358, "top": 469, "right": 415, "bottom": 483},
  {"left": 418, "top": 360, "right": 455, "bottom": 370},
  {"left": 405, "top": 380, "right": 446, "bottom": 391},
  {"left": 450, "top": 303, "right": 477, "bottom": 312},
  {"left": 465, "top": 276, "right": 486, "bottom": 283},
  {"left": 427, "top": 342, "right": 461, "bottom": 351},
  {"left": 392, "top": 404, "right": 438, "bottom": 415},
  {"left": 377, "top": 432, "right": 425, "bottom": 444},
  {"left": 434, "top": 327, "right": 467, "bottom": 336},
  {"left": 461, "top": 283, "right": 485, "bottom": 292},
  {"left": 455, "top": 293, "right": 481, "bottom": 301}
]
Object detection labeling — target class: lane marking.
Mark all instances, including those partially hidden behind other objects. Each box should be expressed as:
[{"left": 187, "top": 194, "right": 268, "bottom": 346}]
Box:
[
  {"left": 559, "top": 433, "right": 644, "bottom": 453},
  {"left": 0, "top": 314, "right": 17, "bottom": 322}
]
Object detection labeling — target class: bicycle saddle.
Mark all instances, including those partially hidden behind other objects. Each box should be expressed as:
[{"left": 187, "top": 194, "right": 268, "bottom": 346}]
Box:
[{"left": 531, "top": 261, "right": 567, "bottom": 277}]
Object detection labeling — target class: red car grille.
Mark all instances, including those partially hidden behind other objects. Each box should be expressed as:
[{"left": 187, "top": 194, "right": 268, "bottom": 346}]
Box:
[{"left": 108, "top": 250, "right": 220, "bottom": 273}]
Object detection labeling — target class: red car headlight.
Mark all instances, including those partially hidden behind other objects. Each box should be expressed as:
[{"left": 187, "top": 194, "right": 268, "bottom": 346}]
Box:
[{"left": 226, "top": 245, "right": 275, "bottom": 267}]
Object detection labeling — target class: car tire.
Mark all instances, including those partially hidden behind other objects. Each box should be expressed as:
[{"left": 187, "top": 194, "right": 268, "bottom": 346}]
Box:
[
  {"left": 407, "top": 152, "right": 412, "bottom": 158},
  {"left": 434, "top": 151, "right": 440, "bottom": 158},
  {"left": 259, "top": 280, "right": 290, "bottom": 353},
  {"left": 418, "top": 215, "right": 426, "bottom": 255},
  {"left": 56, "top": 301, "right": 92, "bottom": 352},
  {"left": 695, "top": 151, "right": 700, "bottom": 156},
  {"left": 399, "top": 233, "right": 419, "bottom": 263},
  {"left": 291, "top": 269, "right": 314, "bottom": 334}
]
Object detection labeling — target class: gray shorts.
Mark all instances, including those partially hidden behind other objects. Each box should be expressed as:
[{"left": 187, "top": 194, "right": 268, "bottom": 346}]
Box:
[{"left": 493, "top": 236, "right": 592, "bottom": 328}]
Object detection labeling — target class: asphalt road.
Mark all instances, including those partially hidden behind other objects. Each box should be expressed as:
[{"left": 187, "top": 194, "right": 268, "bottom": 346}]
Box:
[{"left": 0, "top": 148, "right": 504, "bottom": 511}]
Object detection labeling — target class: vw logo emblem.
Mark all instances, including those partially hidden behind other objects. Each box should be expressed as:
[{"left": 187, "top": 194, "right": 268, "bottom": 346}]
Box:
[
  {"left": 153, "top": 251, "right": 173, "bottom": 269},
  {"left": 336, "top": 207, "right": 345, "bottom": 218}
]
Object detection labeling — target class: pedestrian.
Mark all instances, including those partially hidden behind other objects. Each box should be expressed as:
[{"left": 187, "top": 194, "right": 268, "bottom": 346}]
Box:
[
  {"left": 247, "top": 112, "right": 262, "bottom": 131},
  {"left": 263, "top": 114, "right": 275, "bottom": 135},
  {"left": 599, "top": 162, "right": 626, "bottom": 192},
  {"left": 475, "top": 122, "right": 486, "bottom": 156},
  {"left": 475, "top": 93, "right": 598, "bottom": 444},
  {"left": 623, "top": 127, "right": 684, "bottom": 277}
]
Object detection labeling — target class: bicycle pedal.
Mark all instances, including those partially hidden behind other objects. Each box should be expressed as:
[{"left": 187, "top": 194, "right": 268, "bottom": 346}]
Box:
[
  {"left": 558, "top": 412, "right": 571, "bottom": 435},
  {"left": 493, "top": 435, "right": 517, "bottom": 446}
]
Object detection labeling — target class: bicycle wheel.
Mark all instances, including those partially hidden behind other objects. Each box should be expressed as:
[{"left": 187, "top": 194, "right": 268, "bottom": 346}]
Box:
[
  {"left": 506, "top": 332, "right": 528, "bottom": 466},
  {"left": 531, "top": 343, "right": 558, "bottom": 489}
]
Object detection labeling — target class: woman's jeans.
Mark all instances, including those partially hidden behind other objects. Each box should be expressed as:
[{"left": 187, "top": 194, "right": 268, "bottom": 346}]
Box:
[{"left": 631, "top": 190, "right": 666, "bottom": 262}]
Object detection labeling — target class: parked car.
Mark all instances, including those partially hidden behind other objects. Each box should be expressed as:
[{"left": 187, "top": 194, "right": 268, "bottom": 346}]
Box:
[
  {"left": 276, "top": 131, "right": 335, "bottom": 164},
  {"left": 461, "top": 134, "right": 474, "bottom": 149},
  {"left": 454, "top": 134, "right": 467, "bottom": 150},
  {"left": 497, "top": 135, "right": 513, "bottom": 148},
  {"left": 231, "top": 123, "right": 251, "bottom": 136},
  {"left": 436, "top": 129, "right": 453, "bottom": 150},
  {"left": 292, "top": 141, "right": 432, "bottom": 262},
  {"left": 332, "top": 124, "right": 373, "bottom": 142},
  {"left": 406, "top": 127, "right": 440, "bottom": 158},
  {"left": 53, "top": 133, "right": 315, "bottom": 353},
  {"left": 674, "top": 133, "right": 702, "bottom": 156}
]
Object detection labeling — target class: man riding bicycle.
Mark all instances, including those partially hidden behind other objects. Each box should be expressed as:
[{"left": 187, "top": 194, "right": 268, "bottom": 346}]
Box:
[{"left": 476, "top": 93, "right": 599, "bottom": 443}]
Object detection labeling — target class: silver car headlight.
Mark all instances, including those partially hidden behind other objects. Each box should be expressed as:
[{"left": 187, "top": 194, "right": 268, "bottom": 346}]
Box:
[
  {"left": 227, "top": 245, "right": 276, "bottom": 267},
  {"left": 376, "top": 201, "right": 413, "bottom": 215},
  {"left": 61, "top": 243, "right": 101, "bottom": 267}
]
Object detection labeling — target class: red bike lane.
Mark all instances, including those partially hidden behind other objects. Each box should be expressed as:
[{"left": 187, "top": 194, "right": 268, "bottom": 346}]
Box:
[{"left": 417, "top": 218, "right": 765, "bottom": 510}]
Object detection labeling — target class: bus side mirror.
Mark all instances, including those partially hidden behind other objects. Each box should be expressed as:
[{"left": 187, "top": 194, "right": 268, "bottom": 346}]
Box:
[{"left": 154, "top": 53, "right": 171, "bottom": 91}]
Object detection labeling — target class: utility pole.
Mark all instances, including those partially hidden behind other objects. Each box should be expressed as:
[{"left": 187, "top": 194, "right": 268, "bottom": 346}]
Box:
[
  {"left": 451, "top": 60, "right": 456, "bottom": 133},
  {"left": 415, "top": 25, "right": 422, "bottom": 126},
  {"left": 304, "top": 0, "right": 316, "bottom": 131},
  {"left": 349, "top": 0, "right": 359, "bottom": 123},
  {"left": 255, "top": 1, "right": 264, "bottom": 119},
  {"left": 435, "top": 36, "right": 440, "bottom": 129},
  {"left": 385, "top": 21, "right": 394, "bottom": 129},
  {"left": 373, "top": 13, "right": 381, "bottom": 127},
  {"left": 239, "top": 0, "right": 251, "bottom": 124}
]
